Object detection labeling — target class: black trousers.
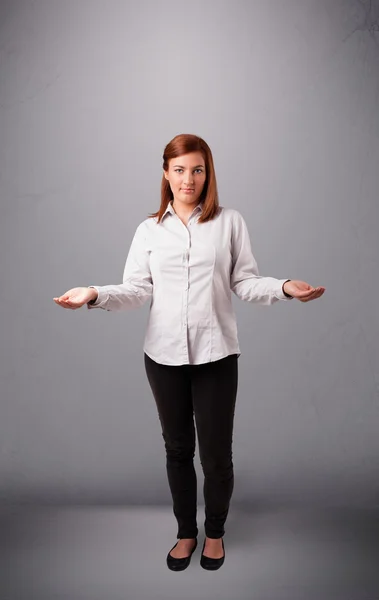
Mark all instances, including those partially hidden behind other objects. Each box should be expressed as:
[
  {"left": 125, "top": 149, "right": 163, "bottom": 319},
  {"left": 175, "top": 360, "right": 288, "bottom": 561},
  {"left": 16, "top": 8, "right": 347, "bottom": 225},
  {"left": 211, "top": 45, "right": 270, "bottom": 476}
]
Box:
[{"left": 144, "top": 352, "right": 239, "bottom": 540}]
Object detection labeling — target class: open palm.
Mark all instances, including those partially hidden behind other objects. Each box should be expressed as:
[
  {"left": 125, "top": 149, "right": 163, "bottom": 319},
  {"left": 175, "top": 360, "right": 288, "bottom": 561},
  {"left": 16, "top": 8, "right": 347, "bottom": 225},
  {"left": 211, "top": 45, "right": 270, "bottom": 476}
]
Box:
[
  {"left": 284, "top": 280, "right": 325, "bottom": 303},
  {"left": 53, "top": 287, "right": 94, "bottom": 309}
]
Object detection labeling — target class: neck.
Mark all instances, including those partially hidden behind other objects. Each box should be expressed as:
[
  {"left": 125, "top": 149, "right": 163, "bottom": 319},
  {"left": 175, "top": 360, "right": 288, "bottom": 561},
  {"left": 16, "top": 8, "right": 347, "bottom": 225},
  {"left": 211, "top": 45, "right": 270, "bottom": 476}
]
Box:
[{"left": 172, "top": 199, "right": 199, "bottom": 216}]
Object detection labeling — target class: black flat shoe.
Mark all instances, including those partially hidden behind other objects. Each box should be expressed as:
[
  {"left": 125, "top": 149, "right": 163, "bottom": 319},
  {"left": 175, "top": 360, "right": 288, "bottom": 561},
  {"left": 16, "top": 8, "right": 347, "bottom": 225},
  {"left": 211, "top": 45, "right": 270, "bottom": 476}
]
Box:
[
  {"left": 200, "top": 538, "right": 225, "bottom": 570},
  {"left": 166, "top": 538, "right": 198, "bottom": 571}
]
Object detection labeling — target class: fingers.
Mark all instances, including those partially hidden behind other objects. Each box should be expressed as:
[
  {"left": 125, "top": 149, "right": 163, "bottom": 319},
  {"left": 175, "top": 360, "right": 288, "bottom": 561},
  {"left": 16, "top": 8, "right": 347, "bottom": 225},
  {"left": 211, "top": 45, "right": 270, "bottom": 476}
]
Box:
[
  {"left": 53, "top": 297, "right": 78, "bottom": 309},
  {"left": 299, "top": 288, "right": 325, "bottom": 302},
  {"left": 310, "top": 287, "right": 325, "bottom": 300}
]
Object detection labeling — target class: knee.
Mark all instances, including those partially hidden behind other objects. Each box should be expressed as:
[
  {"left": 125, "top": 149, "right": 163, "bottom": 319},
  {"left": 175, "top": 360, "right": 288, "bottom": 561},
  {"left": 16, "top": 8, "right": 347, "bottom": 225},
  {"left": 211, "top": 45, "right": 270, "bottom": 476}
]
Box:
[
  {"left": 163, "top": 434, "right": 195, "bottom": 464},
  {"left": 200, "top": 453, "right": 233, "bottom": 476}
]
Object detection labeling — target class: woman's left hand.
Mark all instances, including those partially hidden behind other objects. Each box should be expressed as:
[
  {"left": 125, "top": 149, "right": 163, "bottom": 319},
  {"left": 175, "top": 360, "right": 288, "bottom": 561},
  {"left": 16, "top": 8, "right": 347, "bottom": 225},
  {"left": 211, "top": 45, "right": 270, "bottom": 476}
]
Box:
[{"left": 283, "top": 280, "right": 325, "bottom": 302}]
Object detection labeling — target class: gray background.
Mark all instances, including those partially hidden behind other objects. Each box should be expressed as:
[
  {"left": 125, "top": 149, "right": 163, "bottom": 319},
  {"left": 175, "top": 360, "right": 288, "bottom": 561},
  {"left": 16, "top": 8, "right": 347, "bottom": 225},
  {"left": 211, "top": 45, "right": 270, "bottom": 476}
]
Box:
[{"left": 1, "top": 0, "right": 379, "bottom": 509}]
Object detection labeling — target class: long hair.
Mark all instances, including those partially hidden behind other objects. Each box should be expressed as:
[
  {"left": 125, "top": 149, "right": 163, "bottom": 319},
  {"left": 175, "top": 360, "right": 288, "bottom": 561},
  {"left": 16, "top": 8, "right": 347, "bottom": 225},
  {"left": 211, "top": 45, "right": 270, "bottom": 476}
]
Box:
[{"left": 147, "top": 133, "right": 219, "bottom": 224}]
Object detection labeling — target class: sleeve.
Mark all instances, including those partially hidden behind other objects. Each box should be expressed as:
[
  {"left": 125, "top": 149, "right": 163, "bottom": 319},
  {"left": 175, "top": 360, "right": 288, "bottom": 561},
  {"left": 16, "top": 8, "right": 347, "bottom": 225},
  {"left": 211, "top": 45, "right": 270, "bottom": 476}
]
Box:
[
  {"left": 230, "top": 210, "right": 293, "bottom": 305},
  {"left": 86, "top": 222, "right": 153, "bottom": 312}
]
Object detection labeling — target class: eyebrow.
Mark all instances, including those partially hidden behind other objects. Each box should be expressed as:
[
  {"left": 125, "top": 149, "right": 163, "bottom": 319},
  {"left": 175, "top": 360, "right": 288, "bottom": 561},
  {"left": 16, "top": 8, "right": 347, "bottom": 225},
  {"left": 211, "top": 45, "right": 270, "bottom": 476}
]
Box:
[{"left": 173, "top": 164, "right": 204, "bottom": 169}]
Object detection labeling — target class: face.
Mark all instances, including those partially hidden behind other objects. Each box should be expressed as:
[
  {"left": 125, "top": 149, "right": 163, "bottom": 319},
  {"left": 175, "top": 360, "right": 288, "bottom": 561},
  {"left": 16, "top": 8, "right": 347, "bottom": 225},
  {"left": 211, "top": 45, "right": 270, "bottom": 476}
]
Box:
[{"left": 164, "top": 151, "right": 207, "bottom": 210}]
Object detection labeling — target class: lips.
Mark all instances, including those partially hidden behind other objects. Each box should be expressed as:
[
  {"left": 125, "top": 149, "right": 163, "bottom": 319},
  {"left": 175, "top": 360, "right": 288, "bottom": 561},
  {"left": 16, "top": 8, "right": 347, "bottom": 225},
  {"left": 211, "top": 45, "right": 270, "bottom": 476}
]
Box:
[{"left": 182, "top": 188, "right": 194, "bottom": 191}]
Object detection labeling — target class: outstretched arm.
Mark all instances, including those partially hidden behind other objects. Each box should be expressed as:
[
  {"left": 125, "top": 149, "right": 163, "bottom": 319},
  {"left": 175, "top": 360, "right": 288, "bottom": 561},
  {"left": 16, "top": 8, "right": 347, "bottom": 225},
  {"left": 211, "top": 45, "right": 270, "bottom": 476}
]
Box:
[
  {"left": 87, "top": 222, "right": 153, "bottom": 312},
  {"left": 230, "top": 211, "right": 293, "bottom": 305}
]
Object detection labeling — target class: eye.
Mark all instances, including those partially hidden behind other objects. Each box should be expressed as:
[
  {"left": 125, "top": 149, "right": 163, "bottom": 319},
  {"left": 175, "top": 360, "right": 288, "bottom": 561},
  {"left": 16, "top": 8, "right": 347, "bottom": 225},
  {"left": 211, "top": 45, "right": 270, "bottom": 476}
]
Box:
[{"left": 174, "top": 169, "right": 203, "bottom": 173}]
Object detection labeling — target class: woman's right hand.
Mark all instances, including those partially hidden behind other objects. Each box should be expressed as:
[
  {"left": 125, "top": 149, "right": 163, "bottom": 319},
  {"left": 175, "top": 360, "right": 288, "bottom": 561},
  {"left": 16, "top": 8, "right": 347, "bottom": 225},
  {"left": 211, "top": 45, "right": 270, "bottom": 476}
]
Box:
[{"left": 53, "top": 287, "right": 98, "bottom": 309}]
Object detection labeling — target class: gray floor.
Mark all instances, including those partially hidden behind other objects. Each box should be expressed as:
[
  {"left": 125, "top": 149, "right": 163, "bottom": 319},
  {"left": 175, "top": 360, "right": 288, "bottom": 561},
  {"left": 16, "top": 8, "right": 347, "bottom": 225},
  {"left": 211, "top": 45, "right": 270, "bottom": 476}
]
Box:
[{"left": 1, "top": 504, "right": 379, "bottom": 600}]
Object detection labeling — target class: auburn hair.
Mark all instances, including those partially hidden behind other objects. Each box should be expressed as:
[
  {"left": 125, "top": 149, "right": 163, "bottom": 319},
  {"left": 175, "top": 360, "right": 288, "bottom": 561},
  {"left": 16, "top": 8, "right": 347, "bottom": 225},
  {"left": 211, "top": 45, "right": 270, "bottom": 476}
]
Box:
[{"left": 147, "top": 133, "right": 219, "bottom": 224}]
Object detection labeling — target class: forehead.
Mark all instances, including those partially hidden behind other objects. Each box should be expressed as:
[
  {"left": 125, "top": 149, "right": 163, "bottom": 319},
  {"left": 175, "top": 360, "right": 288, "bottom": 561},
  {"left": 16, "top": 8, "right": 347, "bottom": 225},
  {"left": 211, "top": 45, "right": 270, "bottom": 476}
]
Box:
[{"left": 170, "top": 152, "right": 205, "bottom": 166}]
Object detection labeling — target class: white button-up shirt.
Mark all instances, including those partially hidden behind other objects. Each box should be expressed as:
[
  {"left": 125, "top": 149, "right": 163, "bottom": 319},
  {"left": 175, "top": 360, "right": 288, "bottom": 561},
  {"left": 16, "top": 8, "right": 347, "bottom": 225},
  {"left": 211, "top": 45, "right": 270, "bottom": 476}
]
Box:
[{"left": 87, "top": 201, "right": 293, "bottom": 365}]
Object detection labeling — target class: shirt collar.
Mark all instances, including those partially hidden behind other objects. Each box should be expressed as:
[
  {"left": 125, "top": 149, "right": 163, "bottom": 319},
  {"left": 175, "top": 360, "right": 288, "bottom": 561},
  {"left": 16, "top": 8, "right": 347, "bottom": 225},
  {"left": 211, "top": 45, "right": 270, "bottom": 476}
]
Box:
[{"left": 162, "top": 199, "right": 203, "bottom": 221}]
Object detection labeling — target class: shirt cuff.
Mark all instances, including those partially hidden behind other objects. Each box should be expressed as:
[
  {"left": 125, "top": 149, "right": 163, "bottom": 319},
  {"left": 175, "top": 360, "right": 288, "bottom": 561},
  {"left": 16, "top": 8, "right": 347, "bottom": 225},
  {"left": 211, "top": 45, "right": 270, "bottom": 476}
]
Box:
[
  {"left": 86, "top": 286, "right": 107, "bottom": 309},
  {"left": 277, "top": 279, "right": 294, "bottom": 300}
]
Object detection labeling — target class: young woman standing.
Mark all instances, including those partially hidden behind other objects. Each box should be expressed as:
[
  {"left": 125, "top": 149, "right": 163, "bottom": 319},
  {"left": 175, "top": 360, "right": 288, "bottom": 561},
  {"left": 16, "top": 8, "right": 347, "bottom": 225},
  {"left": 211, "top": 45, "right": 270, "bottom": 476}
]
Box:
[{"left": 54, "top": 133, "right": 325, "bottom": 571}]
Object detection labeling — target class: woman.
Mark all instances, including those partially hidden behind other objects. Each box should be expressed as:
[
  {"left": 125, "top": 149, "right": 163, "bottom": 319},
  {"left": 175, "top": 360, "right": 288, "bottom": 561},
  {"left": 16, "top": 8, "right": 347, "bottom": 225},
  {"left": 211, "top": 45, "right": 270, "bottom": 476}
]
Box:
[{"left": 54, "top": 133, "right": 325, "bottom": 572}]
